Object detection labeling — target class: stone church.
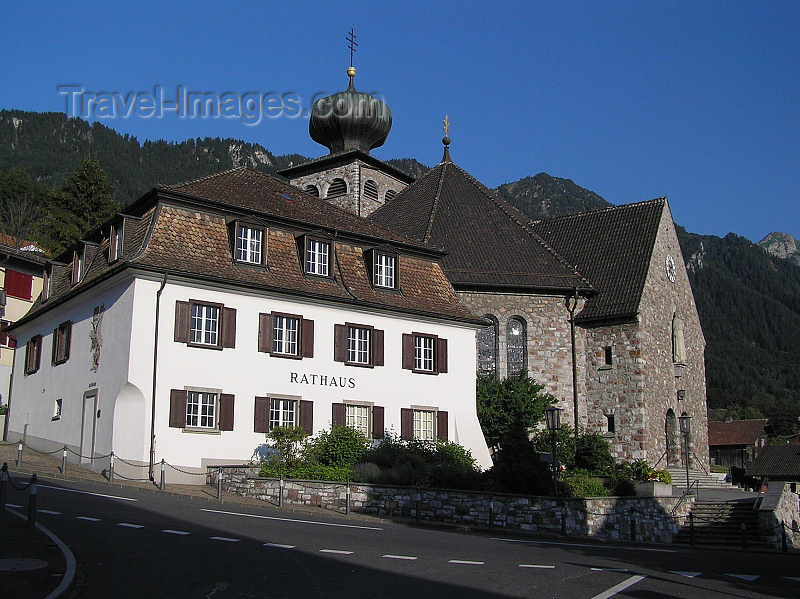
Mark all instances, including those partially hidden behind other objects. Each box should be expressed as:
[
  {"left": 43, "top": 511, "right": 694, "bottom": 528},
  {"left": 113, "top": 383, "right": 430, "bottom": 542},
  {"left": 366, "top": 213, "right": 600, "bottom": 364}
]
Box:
[{"left": 279, "top": 66, "right": 709, "bottom": 469}]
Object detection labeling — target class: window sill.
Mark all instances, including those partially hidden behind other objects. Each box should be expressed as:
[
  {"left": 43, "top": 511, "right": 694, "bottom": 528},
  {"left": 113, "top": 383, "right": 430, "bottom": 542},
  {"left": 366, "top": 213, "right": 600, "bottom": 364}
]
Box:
[
  {"left": 598, "top": 365, "right": 612, "bottom": 371},
  {"left": 182, "top": 428, "right": 221, "bottom": 435},
  {"left": 269, "top": 352, "right": 303, "bottom": 360},
  {"left": 602, "top": 432, "right": 616, "bottom": 439},
  {"left": 187, "top": 342, "right": 223, "bottom": 351},
  {"left": 411, "top": 369, "right": 439, "bottom": 376},
  {"left": 344, "top": 361, "right": 376, "bottom": 369}
]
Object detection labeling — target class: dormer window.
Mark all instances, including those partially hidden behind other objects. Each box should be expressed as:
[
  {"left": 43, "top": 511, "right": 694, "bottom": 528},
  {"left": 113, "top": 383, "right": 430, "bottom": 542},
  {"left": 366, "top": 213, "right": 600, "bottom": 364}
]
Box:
[
  {"left": 304, "top": 237, "right": 330, "bottom": 277},
  {"left": 72, "top": 248, "right": 84, "bottom": 285},
  {"left": 109, "top": 222, "right": 124, "bottom": 262},
  {"left": 41, "top": 268, "right": 51, "bottom": 302},
  {"left": 235, "top": 223, "right": 265, "bottom": 265},
  {"left": 374, "top": 252, "right": 397, "bottom": 289}
]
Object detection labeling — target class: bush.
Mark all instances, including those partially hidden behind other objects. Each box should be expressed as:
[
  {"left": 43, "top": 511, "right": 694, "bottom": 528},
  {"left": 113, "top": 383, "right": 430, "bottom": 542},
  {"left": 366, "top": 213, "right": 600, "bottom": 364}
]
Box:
[
  {"left": 651, "top": 470, "right": 672, "bottom": 484},
  {"left": 562, "top": 474, "right": 609, "bottom": 498},
  {"left": 531, "top": 425, "right": 576, "bottom": 469},
  {"left": 351, "top": 462, "right": 382, "bottom": 483},
  {"left": 574, "top": 433, "right": 615, "bottom": 474},
  {"left": 605, "top": 474, "right": 637, "bottom": 496},
  {"left": 0, "top": 403, "right": 7, "bottom": 415},
  {"left": 259, "top": 462, "right": 353, "bottom": 482},
  {"left": 483, "top": 430, "right": 553, "bottom": 495},
  {"left": 309, "top": 426, "right": 370, "bottom": 467},
  {"left": 266, "top": 425, "right": 309, "bottom": 467}
]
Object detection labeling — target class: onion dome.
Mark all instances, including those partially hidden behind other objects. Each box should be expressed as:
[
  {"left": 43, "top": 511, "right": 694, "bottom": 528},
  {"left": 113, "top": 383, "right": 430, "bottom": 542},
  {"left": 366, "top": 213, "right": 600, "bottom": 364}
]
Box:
[{"left": 309, "top": 67, "right": 392, "bottom": 154}]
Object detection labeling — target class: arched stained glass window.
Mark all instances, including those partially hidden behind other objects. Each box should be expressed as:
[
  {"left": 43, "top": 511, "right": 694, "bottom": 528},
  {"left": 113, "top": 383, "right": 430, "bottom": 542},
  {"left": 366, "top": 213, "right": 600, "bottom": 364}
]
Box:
[
  {"left": 506, "top": 316, "right": 527, "bottom": 374},
  {"left": 476, "top": 315, "right": 498, "bottom": 376}
]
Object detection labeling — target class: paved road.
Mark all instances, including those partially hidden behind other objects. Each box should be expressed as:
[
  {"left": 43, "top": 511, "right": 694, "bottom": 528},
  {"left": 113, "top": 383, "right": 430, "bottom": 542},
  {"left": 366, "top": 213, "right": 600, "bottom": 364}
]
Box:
[{"left": 6, "top": 478, "right": 799, "bottom": 598}]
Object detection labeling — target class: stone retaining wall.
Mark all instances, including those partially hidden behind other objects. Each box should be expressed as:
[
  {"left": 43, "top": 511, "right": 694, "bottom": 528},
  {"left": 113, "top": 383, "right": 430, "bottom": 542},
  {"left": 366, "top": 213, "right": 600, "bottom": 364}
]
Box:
[
  {"left": 758, "top": 482, "right": 800, "bottom": 549},
  {"left": 211, "top": 466, "right": 694, "bottom": 544}
]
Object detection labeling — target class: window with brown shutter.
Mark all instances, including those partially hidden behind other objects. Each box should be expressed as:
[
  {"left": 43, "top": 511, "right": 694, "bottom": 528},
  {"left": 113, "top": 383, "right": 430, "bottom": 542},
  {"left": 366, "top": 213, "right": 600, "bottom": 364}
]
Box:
[
  {"left": 299, "top": 399, "right": 314, "bottom": 435},
  {"left": 400, "top": 407, "right": 413, "bottom": 440},
  {"left": 260, "top": 312, "right": 314, "bottom": 359},
  {"left": 218, "top": 394, "right": 235, "bottom": 431},
  {"left": 437, "top": 410, "right": 449, "bottom": 441},
  {"left": 4, "top": 269, "right": 33, "bottom": 300},
  {"left": 0, "top": 320, "right": 16, "bottom": 349},
  {"left": 334, "top": 323, "right": 384, "bottom": 367},
  {"left": 24, "top": 334, "right": 42, "bottom": 374},
  {"left": 331, "top": 402, "right": 346, "bottom": 427},
  {"left": 372, "top": 405, "right": 385, "bottom": 439},
  {"left": 174, "top": 300, "right": 236, "bottom": 350},
  {"left": 169, "top": 389, "right": 188, "bottom": 428},
  {"left": 254, "top": 396, "right": 270, "bottom": 432},
  {"left": 401, "top": 333, "right": 447, "bottom": 374},
  {"left": 52, "top": 321, "right": 72, "bottom": 365},
  {"left": 403, "top": 407, "right": 443, "bottom": 441}
]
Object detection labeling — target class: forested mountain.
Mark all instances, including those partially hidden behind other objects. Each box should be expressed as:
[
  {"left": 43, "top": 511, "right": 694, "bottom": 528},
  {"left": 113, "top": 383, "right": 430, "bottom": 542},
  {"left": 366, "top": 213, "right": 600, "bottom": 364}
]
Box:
[{"left": 1, "top": 110, "right": 798, "bottom": 434}]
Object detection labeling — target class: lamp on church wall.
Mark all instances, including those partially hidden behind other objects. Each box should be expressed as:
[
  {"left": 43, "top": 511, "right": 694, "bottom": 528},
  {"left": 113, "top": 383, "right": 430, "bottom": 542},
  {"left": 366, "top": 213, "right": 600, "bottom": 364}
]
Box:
[
  {"left": 678, "top": 413, "right": 692, "bottom": 493},
  {"left": 544, "top": 406, "right": 562, "bottom": 496},
  {"left": 676, "top": 389, "right": 685, "bottom": 401}
]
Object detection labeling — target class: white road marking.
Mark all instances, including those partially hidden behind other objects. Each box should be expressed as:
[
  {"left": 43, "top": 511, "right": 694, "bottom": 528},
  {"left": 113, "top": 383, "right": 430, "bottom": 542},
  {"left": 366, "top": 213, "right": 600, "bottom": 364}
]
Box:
[
  {"left": 6, "top": 503, "right": 23, "bottom": 508},
  {"left": 726, "top": 574, "right": 759, "bottom": 582},
  {"left": 785, "top": 577, "right": 800, "bottom": 582},
  {"left": 264, "top": 543, "right": 295, "bottom": 549},
  {"left": 162, "top": 529, "right": 190, "bottom": 535},
  {"left": 491, "top": 537, "right": 676, "bottom": 553},
  {"left": 590, "top": 574, "right": 646, "bottom": 599},
  {"left": 38, "top": 485, "right": 137, "bottom": 502},
  {"left": 38, "top": 509, "right": 61, "bottom": 515},
  {"left": 520, "top": 564, "right": 555, "bottom": 569},
  {"left": 592, "top": 568, "right": 629, "bottom": 572},
  {"left": 201, "top": 508, "right": 382, "bottom": 530},
  {"left": 320, "top": 549, "right": 353, "bottom": 555},
  {"left": 210, "top": 536, "right": 240, "bottom": 542},
  {"left": 383, "top": 554, "right": 418, "bottom": 560},
  {"left": 449, "top": 560, "right": 484, "bottom": 565},
  {"left": 669, "top": 571, "right": 701, "bottom": 578},
  {"left": 76, "top": 516, "right": 101, "bottom": 522},
  {"left": 118, "top": 523, "right": 144, "bottom": 529}
]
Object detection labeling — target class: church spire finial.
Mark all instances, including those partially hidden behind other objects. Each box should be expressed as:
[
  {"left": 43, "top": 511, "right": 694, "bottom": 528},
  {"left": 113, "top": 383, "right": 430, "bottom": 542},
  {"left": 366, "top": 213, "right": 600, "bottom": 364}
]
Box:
[
  {"left": 441, "top": 115, "right": 452, "bottom": 163},
  {"left": 346, "top": 28, "right": 358, "bottom": 83}
]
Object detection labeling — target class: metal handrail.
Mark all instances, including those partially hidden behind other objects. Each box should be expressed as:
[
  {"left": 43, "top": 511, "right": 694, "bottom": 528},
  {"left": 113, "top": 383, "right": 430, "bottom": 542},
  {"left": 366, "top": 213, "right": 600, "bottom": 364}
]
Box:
[
  {"left": 691, "top": 453, "right": 709, "bottom": 475},
  {"left": 671, "top": 480, "right": 699, "bottom": 515},
  {"left": 653, "top": 450, "right": 668, "bottom": 470}
]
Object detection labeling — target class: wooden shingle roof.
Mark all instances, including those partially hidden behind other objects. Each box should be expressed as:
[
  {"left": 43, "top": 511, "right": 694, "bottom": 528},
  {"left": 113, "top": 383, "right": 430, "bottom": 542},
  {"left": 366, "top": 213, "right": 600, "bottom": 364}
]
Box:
[
  {"left": 532, "top": 198, "right": 667, "bottom": 322},
  {"left": 368, "top": 160, "right": 592, "bottom": 292}
]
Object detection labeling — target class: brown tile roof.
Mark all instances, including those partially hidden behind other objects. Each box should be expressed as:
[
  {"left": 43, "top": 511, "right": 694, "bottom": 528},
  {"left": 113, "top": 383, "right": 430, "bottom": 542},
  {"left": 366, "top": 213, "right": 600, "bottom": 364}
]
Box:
[
  {"left": 0, "top": 233, "right": 48, "bottom": 266},
  {"left": 532, "top": 198, "right": 667, "bottom": 322},
  {"left": 15, "top": 168, "right": 479, "bottom": 327},
  {"left": 162, "top": 167, "right": 430, "bottom": 250},
  {"left": 368, "top": 161, "right": 592, "bottom": 291},
  {"left": 708, "top": 419, "right": 771, "bottom": 447},
  {"left": 745, "top": 444, "right": 800, "bottom": 479}
]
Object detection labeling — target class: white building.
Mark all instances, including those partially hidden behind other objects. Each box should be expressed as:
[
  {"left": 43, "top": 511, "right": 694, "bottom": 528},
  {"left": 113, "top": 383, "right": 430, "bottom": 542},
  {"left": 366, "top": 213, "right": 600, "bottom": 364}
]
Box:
[{"left": 5, "top": 168, "right": 492, "bottom": 482}]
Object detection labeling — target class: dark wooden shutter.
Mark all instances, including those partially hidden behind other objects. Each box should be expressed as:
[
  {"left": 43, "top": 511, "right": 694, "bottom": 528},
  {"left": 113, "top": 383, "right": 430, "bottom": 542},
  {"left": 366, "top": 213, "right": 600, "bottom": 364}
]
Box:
[
  {"left": 63, "top": 323, "right": 71, "bottom": 361},
  {"left": 372, "top": 405, "right": 385, "bottom": 439},
  {"left": 401, "top": 333, "right": 414, "bottom": 370},
  {"left": 258, "top": 313, "right": 272, "bottom": 353},
  {"left": 331, "top": 402, "right": 345, "bottom": 427},
  {"left": 5, "top": 269, "right": 33, "bottom": 300},
  {"left": 436, "top": 338, "right": 448, "bottom": 374},
  {"left": 218, "top": 393, "right": 235, "bottom": 431},
  {"left": 299, "top": 400, "right": 314, "bottom": 434},
  {"left": 254, "top": 396, "right": 270, "bottom": 432},
  {"left": 372, "top": 329, "right": 384, "bottom": 366},
  {"left": 221, "top": 307, "right": 236, "bottom": 348},
  {"left": 301, "top": 318, "right": 314, "bottom": 358},
  {"left": 169, "top": 389, "right": 188, "bottom": 428},
  {"left": 437, "top": 410, "right": 449, "bottom": 441},
  {"left": 333, "top": 324, "right": 348, "bottom": 362},
  {"left": 51, "top": 327, "right": 59, "bottom": 363},
  {"left": 400, "top": 407, "right": 413, "bottom": 440},
  {"left": 174, "top": 301, "right": 190, "bottom": 343}
]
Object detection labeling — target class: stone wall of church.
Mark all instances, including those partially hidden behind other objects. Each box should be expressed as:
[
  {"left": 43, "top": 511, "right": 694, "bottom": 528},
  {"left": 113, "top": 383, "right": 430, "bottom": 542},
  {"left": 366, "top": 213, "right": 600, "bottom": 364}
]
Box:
[
  {"left": 582, "top": 322, "right": 648, "bottom": 462},
  {"left": 637, "top": 207, "right": 709, "bottom": 470},
  {"left": 456, "top": 291, "right": 587, "bottom": 429},
  {"left": 288, "top": 160, "right": 408, "bottom": 217}
]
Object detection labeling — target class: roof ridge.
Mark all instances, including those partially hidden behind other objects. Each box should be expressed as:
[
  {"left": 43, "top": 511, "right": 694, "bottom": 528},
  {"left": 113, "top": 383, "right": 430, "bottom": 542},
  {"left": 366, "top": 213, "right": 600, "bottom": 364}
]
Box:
[
  {"left": 447, "top": 161, "right": 593, "bottom": 289},
  {"left": 536, "top": 197, "right": 668, "bottom": 226},
  {"left": 423, "top": 162, "right": 449, "bottom": 244},
  {"left": 161, "top": 166, "right": 250, "bottom": 189}
]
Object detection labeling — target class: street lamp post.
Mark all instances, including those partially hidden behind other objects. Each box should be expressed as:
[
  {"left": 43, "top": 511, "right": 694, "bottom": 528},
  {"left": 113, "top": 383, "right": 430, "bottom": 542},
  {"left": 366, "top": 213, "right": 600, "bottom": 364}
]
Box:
[
  {"left": 544, "top": 406, "right": 562, "bottom": 497},
  {"left": 678, "top": 413, "right": 692, "bottom": 493}
]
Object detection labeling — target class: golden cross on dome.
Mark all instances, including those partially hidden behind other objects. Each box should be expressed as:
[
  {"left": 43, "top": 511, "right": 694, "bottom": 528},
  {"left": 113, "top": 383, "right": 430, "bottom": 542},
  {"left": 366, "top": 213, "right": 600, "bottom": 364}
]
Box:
[
  {"left": 443, "top": 115, "right": 451, "bottom": 137},
  {"left": 347, "top": 28, "right": 358, "bottom": 67}
]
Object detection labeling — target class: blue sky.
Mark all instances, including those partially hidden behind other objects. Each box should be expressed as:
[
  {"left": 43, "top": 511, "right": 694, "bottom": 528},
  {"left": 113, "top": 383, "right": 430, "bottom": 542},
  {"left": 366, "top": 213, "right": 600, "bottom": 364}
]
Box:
[{"left": 1, "top": 1, "right": 798, "bottom": 243}]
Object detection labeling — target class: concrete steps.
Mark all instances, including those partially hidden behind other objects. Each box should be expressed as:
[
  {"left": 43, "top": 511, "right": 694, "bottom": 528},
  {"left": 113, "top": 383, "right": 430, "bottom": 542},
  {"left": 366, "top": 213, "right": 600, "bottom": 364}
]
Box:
[
  {"left": 674, "top": 498, "right": 767, "bottom": 547},
  {"left": 666, "top": 467, "right": 740, "bottom": 491}
]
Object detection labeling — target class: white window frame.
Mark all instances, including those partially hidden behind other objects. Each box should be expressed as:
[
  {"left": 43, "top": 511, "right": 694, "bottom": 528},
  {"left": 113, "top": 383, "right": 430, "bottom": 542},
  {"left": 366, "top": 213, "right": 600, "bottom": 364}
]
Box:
[
  {"left": 346, "top": 403, "right": 371, "bottom": 437},
  {"left": 235, "top": 224, "right": 263, "bottom": 264},
  {"left": 273, "top": 315, "right": 299, "bottom": 356},
  {"left": 305, "top": 238, "right": 330, "bottom": 276},
  {"left": 348, "top": 326, "right": 371, "bottom": 364},
  {"left": 190, "top": 303, "right": 220, "bottom": 346},
  {"left": 374, "top": 252, "right": 396, "bottom": 288},
  {"left": 414, "top": 335, "right": 435, "bottom": 372},
  {"left": 413, "top": 408, "right": 436, "bottom": 441},
  {"left": 270, "top": 397, "right": 298, "bottom": 429},
  {"left": 186, "top": 390, "right": 217, "bottom": 429}
]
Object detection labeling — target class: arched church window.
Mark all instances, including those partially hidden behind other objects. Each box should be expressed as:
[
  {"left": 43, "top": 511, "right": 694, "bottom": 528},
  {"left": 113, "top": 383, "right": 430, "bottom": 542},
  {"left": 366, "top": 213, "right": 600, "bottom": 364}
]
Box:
[
  {"left": 506, "top": 316, "right": 527, "bottom": 374},
  {"left": 327, "top": 178, "right": 347, "bottom": 198},
  {"left": 364, "top": 180, "right": 379, "bottom": 202},
  {"left": 385, "top": 189, "right": 396, "bottom": 202},
  {"left": 304, "top": 184, "right": 320, "bottom": 197},
  {"left": 476, "top": 315, "right": 498, "bottom": 376}
]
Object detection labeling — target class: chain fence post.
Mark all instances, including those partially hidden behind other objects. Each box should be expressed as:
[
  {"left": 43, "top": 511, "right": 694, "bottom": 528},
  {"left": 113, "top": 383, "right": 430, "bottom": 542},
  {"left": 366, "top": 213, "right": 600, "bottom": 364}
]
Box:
[
  {"left": 782, "top": 520, "right": 788, "bottom": 553},
  {"left": 488, "top": 494, "right": 494, "bottom": 531},
  {"left": 160, "top": 459, "right": 166, "bottom": 490},
  {"left": 630, "top": 512, "right": 637, "bottom": 542},
  {"left": 561, "top": 508, "right": 567, "bottom": 535},
  {"left": 61, "top": 446, "right": 68, "bottom": 475},
  {"left": 217, "top": 467, "right": 223, "bottom": 501},
  {"left": 0, "top": 462, "right": 8, "bottom": 511},
  {"left": 689, "top": 513, "right": 695, "bottom": 545},
  {"left": 16, "top": 441, "right": 23, "bottom": 468},
  {"left": 345, "top": 482, "right": 351, "bottom": 516},
  {"left": 741, "top": 522, "right": 748, "bottom": 551},
  {"left": 278, "top": 474, "right": 284, "bottom": 508},
  {"left": 415, "top": 487, "right": 421, "bottom": 523},
  {"left": 109, "top": 452, "right": 115, "bottom": 483},
  {"left": 27, "top": 473, "right": 37, "bottom": 527}
]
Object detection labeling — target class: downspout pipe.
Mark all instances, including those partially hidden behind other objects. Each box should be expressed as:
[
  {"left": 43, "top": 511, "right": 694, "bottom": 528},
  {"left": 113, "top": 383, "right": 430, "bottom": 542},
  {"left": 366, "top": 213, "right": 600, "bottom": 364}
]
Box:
[
  {"left": 149, "top": 272, "right": 168, "bottom": 482},
  {"left": 566, "top": 287, "right": 579, "bottom": 435}
]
